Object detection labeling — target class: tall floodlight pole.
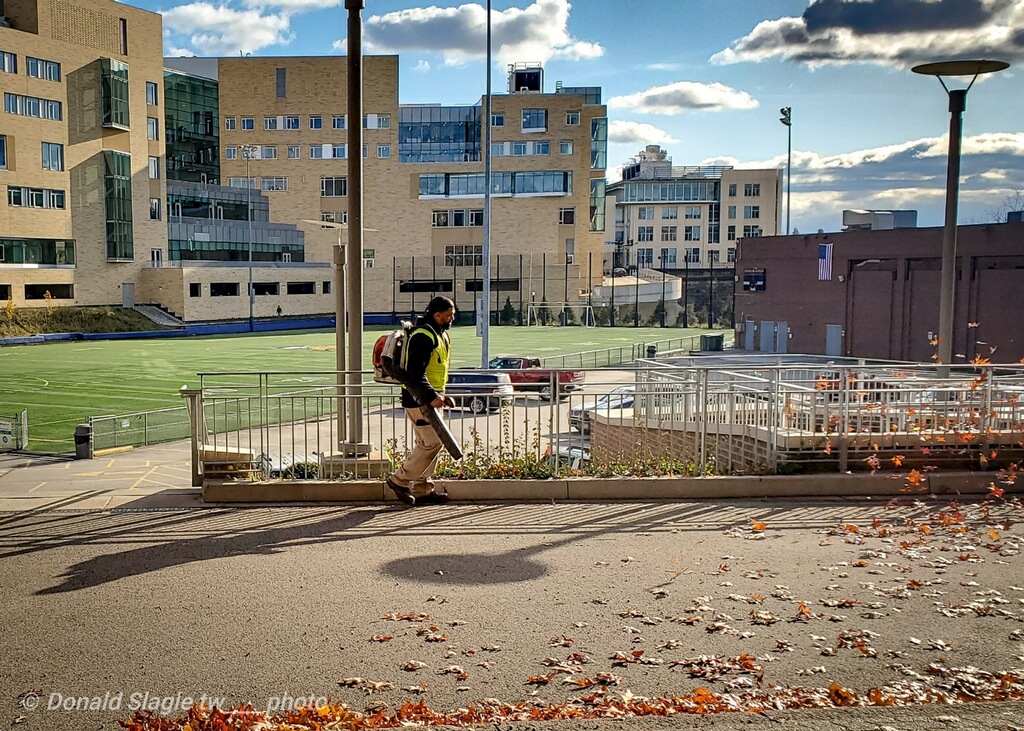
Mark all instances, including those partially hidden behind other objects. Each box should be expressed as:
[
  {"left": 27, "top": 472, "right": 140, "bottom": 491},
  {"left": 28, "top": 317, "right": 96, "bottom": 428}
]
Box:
[
  {"left": 778, "top": 107, "right": 791, "bottom": 235},
  {"left": 345, "top": 0, "right": 366, "bottom": 449},
  {"left": 240, "top": 144, "right": 259, "bottom": 331},
  {"left": 481, "top": 0, "right": 492, "bottom": 366},
  {"left": 912, "top": 59, "right": 1008, "bottom": 367}
]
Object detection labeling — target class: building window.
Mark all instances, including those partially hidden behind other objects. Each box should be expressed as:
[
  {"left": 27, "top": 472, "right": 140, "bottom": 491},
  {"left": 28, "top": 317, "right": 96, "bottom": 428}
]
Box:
[
  {"left": 275, "top": 67, "right": 286, "bottom": 98},
  {"left": 685, "top": 205, "right": 701, "bottom": 219},
  {"left": 637, "top": 206, "right": 654, "bottom": 220},
  {"left": 148, "top": 156, "right": 160, "bottom": 179},
  {"left": 363, "top": 113, "right": 390, "bottom": 129},
  {"left": 708, "top": 224, "right": 720, "bottom": 244},
  {"left": 636, "top": 247, "right": 654, "bottom": 267},
  {"left": 684, "top": 225, "right": 701, "bottom": 242},
  {"left": 309, "top": 115, "right": 322, "bottom": 129},
  {"left": 320, "top": 176, "right": 347, "bottom": 197},
  {"left": 262, "top": 145, "right": 277, "bottom": 159},
  {"left": 559, "top": 207, "right": 575, "bottom": 225},
  {"left": 210, "top": 282, "right": 240, "bottom": 297},
  {"left": 637, "top": 225, "right": 654, "bottom": 242},
  {"left": 146, "top": 81, "right": 158, "bottom": 106},
  {"left": 566, "top": 111, "right": 580, "bottom": 125},
  {"left": 685, "top": 248, "right": 700, "bottom": 264},
  {"left": 283, "top": 115, "right": 299, "bottom": 130},
  {"left": 727, "top": 205, "right": 736, "bottom": 219},
  {"left": 100, "top": 59, "right": 128, "bottom": 128},
  {"left": 535, "top": 141, "right": 550, "bottom": 155},
  {"left": 26, "top": 57, "right": 61, "bottom": 81},
  {"left": 744, "top": 182, "right": 761, "bottom": 196},
  {"left": 512, "top": 142, "right": 527, "bottom": 156},
  {"left": 224, "top": 116, "right": 236, "bottom": 130},
  {"left": 0, "top": 51, "right": 15, "bottom": 74},
  {"left": 709, "top": 250, "right": 720, "bottom": 264},
  {"left": 7, "top": 187, "right": 65, "bottom": 209},
  {"left": 5, "top": 92, "right": 62, "bottom": 121},
  {"left": 332, "top": 115, "right": 346, "bottom": 130},
  {"left": 322, "top": 281, "right": 331, "bottom": 294},
  {"left": 261, "top": 177, "right": 287, "bottom": 191},
  {"left": 560, "top": 140, "right": 573, "bottom": 155},
  {"left": 491, "top": 112, "right": 504, "bottom": 127},
  {"left": 264, "top": 116, "right": 278, "bottom": 130},
  {"left": 189, "top": 283, "right": 201, "bottom": 298},
  {"left": 0, "top": 135, "right": 6, "bottom": 169},
  {"left": 431, "top": 210, "right": 449, "bottom": 227},
  {"left": 149, "top": 198, "right": 161, "bottom": 220},
  {"left": 228, "top": 177, "right": 256, "bottom": 188},
  {"left": 660, "top": 247, "right": 677, "bottom": 266},
  {"left": 321, "top": 211, "right": 347, "bottom": 226},
  {"left": 661, "top": 206, "right": 678, "bottom": 220},
  {"left": 287, "top": 145, "right": 300, "bottom": 159},
  {"left": 743, "top": 225, "right": 763, "bottom": 237},
  {"left": 103, "top": 150, "right": 133, "bottom": 260},
  {"left": 727, "top": 225, "right": 736, "bottom": 241},
  {"left": 241, "top": 116, "right": 254, "bottom": 130},
  {"left": 743, "top": 205, "right": 760, "bottom": 219},
  {"left": 727, "top": 247, "right": 736, "bottom": 263},
  {"left": 41, "top": 142, "right": 64, "bottom": 171},
  {"left": 522, "top": 108, "right": 547, "bottom": 131},
  {"left": 444, "top": 244, "right": 483, "bottom": 267},
  {"left": 119, "top": 17, "right": 128, "bottom": 54},
  {"left": 147, "top": 117, "right": 159, "bottom": 141},
  {"left": 661, "top": 225, "right": 677, "bottom": 242},
  {"left": 225, "top": 146, "right": 237, "bottom": 160},
  {"left": 728, "top": 183, "right": 737, "bottom": 196},
  {"left": 377, "top": 143, "right": 391, "bottom": 158},
  {"left": 328, "top": 143, "right": 344, "bottom": 159},
  {"left": 309, "top": 145, "right": 324, "bottom": 159}
]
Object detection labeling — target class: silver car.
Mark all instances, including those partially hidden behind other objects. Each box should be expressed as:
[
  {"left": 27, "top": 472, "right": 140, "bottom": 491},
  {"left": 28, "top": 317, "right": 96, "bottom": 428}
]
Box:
[{"left": 569, "top": 385, "right": 636, "bottom": 433}]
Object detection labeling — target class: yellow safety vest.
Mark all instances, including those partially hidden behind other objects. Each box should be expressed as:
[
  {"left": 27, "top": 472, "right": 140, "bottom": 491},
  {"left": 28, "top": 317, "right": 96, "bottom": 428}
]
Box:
[{"left": 404, "top": 326, "right": 450, "bottom": 391}]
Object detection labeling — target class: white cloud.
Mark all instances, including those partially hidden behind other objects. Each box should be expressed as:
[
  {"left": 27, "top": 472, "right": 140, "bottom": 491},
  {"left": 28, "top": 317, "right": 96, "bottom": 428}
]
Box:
[
  {"left": 609, "top": 120, "right": 678, "bottom": 146},
  {"left": 693, "top": 131, "right": 1024, "bottom": 231},
  {"left": 161, "top": 2, "right": 293, "bottom": 55},
  {"left": 644, "top": 62, "right": 683, "bottom": 71},
  {"left": 607, "top": 81, "right": 758, "bottom": 115},
  {"left": 711, "top": 0, "right": 1024, "bottom": 68},
  {"left": 242, "top": 0, "right": 340, "bottom": 9},
  {"left": 339, "top": 0, "right": 603, "bottom": 67},
  {"left": 414, "top": 59, "right": 431, "bottom": 73}
]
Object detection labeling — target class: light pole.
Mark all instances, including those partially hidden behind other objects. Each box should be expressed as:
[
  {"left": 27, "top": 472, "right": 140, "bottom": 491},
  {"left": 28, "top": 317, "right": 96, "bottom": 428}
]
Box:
[
  {"left": 240, "top": 144, "right": 259, "bottom": 331},
  {"left": 481, "top": 0, "right": 492, "bottom": 366},
  {"left": 912, "top": 59, "right": 1008, "bottom": 366},
  {"left": 779, "top": 107, "right": 791, "bottom": 235}
]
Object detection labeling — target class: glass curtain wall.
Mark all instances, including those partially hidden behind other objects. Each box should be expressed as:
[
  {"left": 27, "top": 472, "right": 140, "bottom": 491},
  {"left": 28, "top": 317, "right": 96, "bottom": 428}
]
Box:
[{"left": 164, "top": 70, "right": 220, "bottom": 184}]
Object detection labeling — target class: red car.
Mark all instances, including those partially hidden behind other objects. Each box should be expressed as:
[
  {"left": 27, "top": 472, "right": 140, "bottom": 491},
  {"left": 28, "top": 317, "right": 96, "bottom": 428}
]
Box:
[{"left": 486, "top": 356, "right": 585, "bottom": 400}]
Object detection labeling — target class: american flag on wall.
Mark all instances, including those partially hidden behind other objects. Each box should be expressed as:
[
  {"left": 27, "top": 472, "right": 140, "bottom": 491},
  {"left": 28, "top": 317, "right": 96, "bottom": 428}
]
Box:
[{"left": 818, "top": 243, "right": 833, "bottom": 281}]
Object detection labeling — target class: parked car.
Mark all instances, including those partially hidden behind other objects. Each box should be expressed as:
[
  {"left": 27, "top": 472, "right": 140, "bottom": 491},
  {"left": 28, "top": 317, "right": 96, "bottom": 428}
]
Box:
[
  {"left": 487, "top": 355, "right": 585, "bottom": 400},
  {"left": 446, "top": 370, "right": 515, "bottom": 413},
  {"left": 569, "top": 385, "right": 636, "bottom": 433}
]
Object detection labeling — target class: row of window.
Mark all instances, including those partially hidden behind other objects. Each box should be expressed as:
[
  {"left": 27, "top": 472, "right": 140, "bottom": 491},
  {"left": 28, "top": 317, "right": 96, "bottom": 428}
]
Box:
[
  {"left": 419, "top": 171, "right": 572, "bottom": 198},
  {"left": 727, "top": 183, "right": 761, "bottom": 197},
  {"left": 224, "top": 143, "right": 392, "bottom": 161},
  {"left": 7, "top": 186, "right": 65, "bottom": 209},
  {"left": 224, "top": 114, "right": 392, "bottom": 132},
  {"left": 3, "top": 92, "right": 62, "bottom": 121},
  {"left": 190, "top": 281, "right": 332, "bottom": 298},
  {"left": 635, "top": 205, "right": 703, "bottom": 220},
  {"left": 631, "top": 247, "right": 737, "bottom": 266},
  {"left": 489, "top": 109, "right": 581, "bottom": 132},
  {"left": 0, "top": 50, "right": 62, "bottom": 81},
  {"left": 432, "top": 209, "right": 484, "bottom": 228},
  {"left": 491, "top": 140, "right": 574, "bottom": 156},
  {"left": 634, "top": 225, "right": 701, "bottom": 242}
]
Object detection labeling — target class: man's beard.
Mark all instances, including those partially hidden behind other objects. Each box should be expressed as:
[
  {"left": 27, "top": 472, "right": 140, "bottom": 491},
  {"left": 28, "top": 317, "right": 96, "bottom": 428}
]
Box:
[{"left": 436, "top": 320, "right": 452, "bottom": 332}]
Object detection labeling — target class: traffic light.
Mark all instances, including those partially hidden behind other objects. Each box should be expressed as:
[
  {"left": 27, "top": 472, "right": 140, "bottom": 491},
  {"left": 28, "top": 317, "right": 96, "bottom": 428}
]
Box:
[{"left": 779, "top": 107, "right": 792, "bottom": 126}]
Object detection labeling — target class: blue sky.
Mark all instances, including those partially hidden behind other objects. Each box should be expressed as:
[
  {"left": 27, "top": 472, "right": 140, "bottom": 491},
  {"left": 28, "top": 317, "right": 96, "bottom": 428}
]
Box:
[{"left": 140, "top": 0, "right": 1024, "bottom": 234}]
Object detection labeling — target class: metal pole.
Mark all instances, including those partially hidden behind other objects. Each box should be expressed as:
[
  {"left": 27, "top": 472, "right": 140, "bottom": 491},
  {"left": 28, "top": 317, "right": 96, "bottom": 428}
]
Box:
[
  {"left": 661, "top": 256, "right": 666, "bottom": 327},
  {"left": 345, "top": 0, "right": 366, "bottom": 448},
  {"left": 334, "top": 236, "right": 347, "bottom": 444},
  {"left": 708, "top": 258, "right": 714, "bottom": 328},
  {"left": 786, "top": 118, "right": 792, "bottom": 235},
  {"left": 683, "top": 254, "right": 689, "bottom": 327},
  {"left": 937, "top": 89, "right": 966, "bottom": 367},
  {"left": 244, "top": 150, "right": 254, "bottom": 331},
  {"left": 634, "top": 263, "right": 639, "bottom": 327},
  {"left": 481, "top": 0, "right": 492, "bottom": 366}
]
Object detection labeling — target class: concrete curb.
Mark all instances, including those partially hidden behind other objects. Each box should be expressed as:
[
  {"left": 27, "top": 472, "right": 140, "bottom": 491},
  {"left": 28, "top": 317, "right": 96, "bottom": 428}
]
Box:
[{"left": 201, "top": 471, "right": 1017, "bottom": 503}]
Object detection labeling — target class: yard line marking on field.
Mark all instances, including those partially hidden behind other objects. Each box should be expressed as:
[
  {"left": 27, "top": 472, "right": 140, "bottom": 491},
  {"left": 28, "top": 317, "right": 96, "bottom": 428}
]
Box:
[{"left": 28, "top": 482, "right": 46, "bottom": 493}]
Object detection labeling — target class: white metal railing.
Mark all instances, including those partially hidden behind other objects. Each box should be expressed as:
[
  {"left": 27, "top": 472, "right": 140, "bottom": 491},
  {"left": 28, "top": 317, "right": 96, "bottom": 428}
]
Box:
[{"left": 178, "top": 363, "right": 1024, "bottom": 485}]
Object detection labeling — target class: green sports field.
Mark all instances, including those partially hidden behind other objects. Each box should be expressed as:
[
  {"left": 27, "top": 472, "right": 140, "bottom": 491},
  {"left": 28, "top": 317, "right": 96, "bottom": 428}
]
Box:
[{"left": 0, "top": 325, "right": 721, "bottom": 451}]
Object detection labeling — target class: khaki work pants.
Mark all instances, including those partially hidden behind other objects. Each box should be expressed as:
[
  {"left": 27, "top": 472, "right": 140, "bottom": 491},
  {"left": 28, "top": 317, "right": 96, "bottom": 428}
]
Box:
[{"left": 390, "top": 407, "right": 442, "bottom": 497}]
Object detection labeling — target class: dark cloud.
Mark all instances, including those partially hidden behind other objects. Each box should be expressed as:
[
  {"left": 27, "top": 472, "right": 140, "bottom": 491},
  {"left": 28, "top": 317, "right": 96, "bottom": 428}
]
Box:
[{"left": 803, "top": 0, "right": 994, "bottom": 36}]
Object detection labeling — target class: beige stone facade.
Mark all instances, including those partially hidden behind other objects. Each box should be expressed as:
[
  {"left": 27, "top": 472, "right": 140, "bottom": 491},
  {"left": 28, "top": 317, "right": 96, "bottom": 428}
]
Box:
[{"left": 0, "top": 0, "right": 166, "bottom": 308}]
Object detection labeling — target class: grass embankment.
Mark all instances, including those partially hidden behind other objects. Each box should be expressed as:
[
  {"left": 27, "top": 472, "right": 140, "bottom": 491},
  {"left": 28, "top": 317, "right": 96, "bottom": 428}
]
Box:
[{"left": 0, "top": 306, "right": 167, "bottom": 338}]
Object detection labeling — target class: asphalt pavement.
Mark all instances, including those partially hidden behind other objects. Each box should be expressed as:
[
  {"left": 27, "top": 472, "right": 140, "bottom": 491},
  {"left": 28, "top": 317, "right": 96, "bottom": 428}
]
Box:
[{"left": 2, "top": 491, "right": 1023, "bottom": 730}]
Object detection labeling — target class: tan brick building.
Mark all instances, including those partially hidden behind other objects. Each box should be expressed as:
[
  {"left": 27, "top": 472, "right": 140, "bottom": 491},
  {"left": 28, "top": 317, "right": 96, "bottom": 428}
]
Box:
[{"left": 0, "top": 0, "right": 166, "bottom": 309}]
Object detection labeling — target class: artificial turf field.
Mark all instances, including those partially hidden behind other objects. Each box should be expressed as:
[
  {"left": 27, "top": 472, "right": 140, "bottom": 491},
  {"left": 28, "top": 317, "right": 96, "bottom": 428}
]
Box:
[{"left": 0, "top": 325, "right": 720, "bottom": 451}]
